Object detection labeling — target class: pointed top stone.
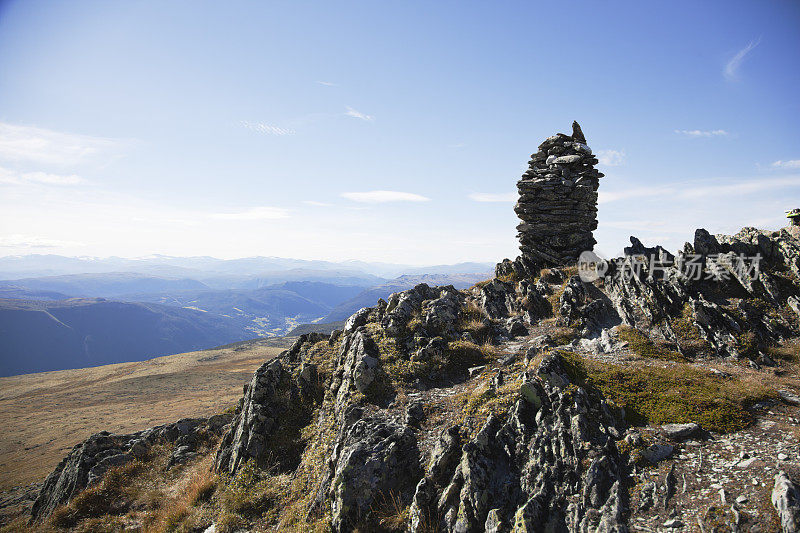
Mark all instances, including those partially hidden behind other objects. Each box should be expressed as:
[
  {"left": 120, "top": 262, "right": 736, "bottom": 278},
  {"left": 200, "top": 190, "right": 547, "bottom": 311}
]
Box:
[{"left": 571, "top": 121, "right": 586, "bottom": 144}]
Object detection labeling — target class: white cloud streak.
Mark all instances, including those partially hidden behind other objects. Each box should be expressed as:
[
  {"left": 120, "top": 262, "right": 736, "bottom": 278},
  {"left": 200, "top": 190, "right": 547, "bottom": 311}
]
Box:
[
  {"left": 771, "top": 160, "right": 800, "bottom": 170},
  {"left": 341, "top": 190, "right": 430, "bottom": 203},
  {"left": 0, "top": 122, "right": 125, "bottom": 166},
  {"left": 674, "top": 129, "right": 729, "bottom": 138},
  {"left": 0, "top": 167, "right": 86, "bottom": 186},
  {"left": 345, "top": 107, "right": 374, "bottom": 121},
  {"left": 211, "top": 206, "right": 290, "bottom": 220},
  {"left": 316, "top": 81, "right": 336, "bottom": 86},
  {"left": 240, "top": 121, "right": 296, "bottom": 136},
  {"left": 724, "top": 38, "right": 760, "bottom": 81},
  {"left": 596, "top": 150, "right": 626, "bottom": 167},
  {"left": 468, "top": 192, "right": 516, "bottom": 202},
  {"left": 0, "top": 234, "right": 87, "bottom": 248},
  {"left": 599, "top": 175, "right": 800, "bottom": 204}
]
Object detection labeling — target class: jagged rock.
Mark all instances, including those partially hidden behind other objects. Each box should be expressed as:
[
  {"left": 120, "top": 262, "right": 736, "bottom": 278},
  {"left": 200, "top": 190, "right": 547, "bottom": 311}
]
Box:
[
  {"left": 409, "top": 353, "right": 627, "bottom": 532},
  {"left": 215, "top": 358, "right": 288, "bottom": 474},
  {"left": 333, "top": 329, "right": 381, "bottom": 410},
  {"left": 505, "top": 316, "right": 528, "bottom": 337},
  {"left": 384, "top": 284, "right": 435, "bottom": 336},
  {"left": 772, "top": 471, "right": 800, "bottom": 533},
  {"left": 405, "top": 401, "right": 425, "bottom": 427},
  {"left": 327, "top": 414, "right": 420, "bottom": 533},
  {"left": 691, "top": 296, "right": 741, "bottom": 358},
  {"left": 572, "top": 120, "right": 587, "bottom": 144},
  {"left": 422, "top": 286, "right": 463, "bottom": 335},
  {"left": 343, "top": 306, "right": 371, "bottom": 334},
  {"left": 477, "top": 278, "right": 517, "bottom": 319},
  {"left": 32, "top": 416, "right": 224, "bottom": 521}
]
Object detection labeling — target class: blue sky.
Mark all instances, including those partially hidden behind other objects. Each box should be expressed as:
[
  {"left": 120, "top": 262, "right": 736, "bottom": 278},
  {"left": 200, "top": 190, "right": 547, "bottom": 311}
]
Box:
[{"left": 0, "top": 0, "right": 798, "bottom": 264}]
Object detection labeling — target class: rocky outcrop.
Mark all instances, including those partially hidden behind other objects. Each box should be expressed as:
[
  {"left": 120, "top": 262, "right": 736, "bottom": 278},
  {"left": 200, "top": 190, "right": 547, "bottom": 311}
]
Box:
[
  {"left": 600, "top": 226, "right": 800, "bottom": 360},
  {"left": 215, "top": 358, "right": 289, "bottom": 474},
  {"left": 327, "top": 410, "right": 421, "bottom": 532},
  {"left": 31, "top": 416, "right": 229, "bottom": 521},
  {"left": 408, "top": 352, "right": 627, "bottom": 533},
  {"left": 514, "top": 121, "right": 603, "bottom": 267},
  {"left": 215, "top": 333, "right": 332, "bottom": 474}
]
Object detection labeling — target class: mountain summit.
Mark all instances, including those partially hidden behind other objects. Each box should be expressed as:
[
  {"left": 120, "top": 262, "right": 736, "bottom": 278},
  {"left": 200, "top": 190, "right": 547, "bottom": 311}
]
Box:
[{"left": 23, "top": 126, "right": 800, "bottom": 533}]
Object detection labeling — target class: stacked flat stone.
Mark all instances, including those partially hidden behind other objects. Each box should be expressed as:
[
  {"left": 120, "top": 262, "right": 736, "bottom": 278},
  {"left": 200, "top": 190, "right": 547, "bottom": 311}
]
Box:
[{"left": 514, "top": 121, "right": 603, "bottom": 266}]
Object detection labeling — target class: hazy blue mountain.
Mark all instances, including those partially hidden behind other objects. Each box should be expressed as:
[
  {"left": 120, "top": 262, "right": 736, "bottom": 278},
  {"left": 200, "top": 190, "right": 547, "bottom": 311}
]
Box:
[
  {"left": 287, "top": 320, "right": 346, "bottom": 336},
  {"left": 0, "top": 254, "right": 494, "bottom": 281},
  {"left": 0, "top": 286, "right": 71, "bottom": 300},
  {"left": 116, "top": 281, "right": 366, "bottom": 337},
  {"left": 197, "top": 270, "right": 385, "bottom": 290},
  {"left": 0, "top": 273, "right": 210, "bottom": 298},
  {"left": 0, "top": 298, "right": 249, "bottom": 376}
]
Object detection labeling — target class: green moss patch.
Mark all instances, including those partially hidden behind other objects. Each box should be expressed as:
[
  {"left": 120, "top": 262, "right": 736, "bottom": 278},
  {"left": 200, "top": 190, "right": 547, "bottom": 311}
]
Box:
[
  {"left": 617, "top": 326, "right": 686, "bottom": 362},
  {"left": 558, "top": 350, "right": 775, "bottom": 433}
]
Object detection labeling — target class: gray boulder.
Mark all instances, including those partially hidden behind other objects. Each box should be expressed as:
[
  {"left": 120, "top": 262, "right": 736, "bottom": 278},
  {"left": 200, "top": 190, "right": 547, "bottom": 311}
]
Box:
[
  {"left": 661, "top": 423, "right": 700, "bottom": 441},
  {"left": 772, "top": 471, "right": 800, "bottom": 533},
  {"left": 327, "top": 414, "right": 420, "bottom": 532}
]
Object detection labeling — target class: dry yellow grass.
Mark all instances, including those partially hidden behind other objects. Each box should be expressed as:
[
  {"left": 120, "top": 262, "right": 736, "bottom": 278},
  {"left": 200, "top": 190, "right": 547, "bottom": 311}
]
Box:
[{"left": 0, "top": 339, "right": 289, "bottom": 491}]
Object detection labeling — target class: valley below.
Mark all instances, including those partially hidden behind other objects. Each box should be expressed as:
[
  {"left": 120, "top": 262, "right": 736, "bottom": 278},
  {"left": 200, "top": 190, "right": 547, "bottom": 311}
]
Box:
[{"left": 0, "top": 337, "right": 290, "bottom": 497}]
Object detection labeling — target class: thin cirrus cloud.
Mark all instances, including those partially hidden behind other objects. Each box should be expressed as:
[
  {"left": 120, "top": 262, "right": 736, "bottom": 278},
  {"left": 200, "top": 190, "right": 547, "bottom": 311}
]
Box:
[
  {"left": 468, "top": 192, "right": 516, "bottom": 203},
  {"left": 0, "top": 166, "right": 86, "bottom": 186},
  {"left": 341, "top": 190, "right": 430, "bottom": 203},
  {"left": 240, "top": 121, "right": 296, "bottom": 136},
  {"left": 596, "top": 150, "right": 626, "bottom": 167},
  {"left": 316, "top": 81, "right": 336, "bottom": 86},
  {"left": 0, "top": 234, "right": 86, "bottom": 248},
  {"left": 0, "top": 122, "right": 125, "bottom": 166},
  {"left": 674, "top": 129, "right": 729, "bottom": 138},
  {"left": 724, "top": 38, "right": 760, "bottom": 81},
  {"left": 345, "top": 106, "right": 374, "bottom": 121},
  {"left": 772, "top": 160, "right": 800, "bottom": 170},
  {"left": 599, "top": 175, "right": 800, "bottom": 204},
  {"left": 211, "top": 206, "right": 290, "bottom": 220}
]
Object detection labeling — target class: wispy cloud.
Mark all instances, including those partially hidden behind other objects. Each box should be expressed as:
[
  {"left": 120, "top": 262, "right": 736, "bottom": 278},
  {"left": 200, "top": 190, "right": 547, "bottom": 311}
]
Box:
[
  {"left": 345, "top": 106, "right": 374, "bottom": 122},
  {"left": 468, "top": 192, "right": 516, "bottom": 202},
  {"left": 240, "top": 121, "right": 296, "bottom": 136},
  {"left": 0, "top": 122, "right": 125, "bottom": 166},
  {"left": 0, "top": 166, "right": 86, "bottom": 186},
  {"left": 341, "top": 190, "right": 430, "bottom": 203},
  {"left": 596, "top": 150, "right": 626, "bottom": 166},
  {"left": 771, "top": 160, "right": 800, "bottom": 170},
  {"left": 316, "top": 81, "right": 336, "bottom": 87},
  {"left": 724, "top": 38, "right": 760, "bottom": 81},
  {"left": 211, "top": 206, "right": 290, "bottom": 220},
  {"left": 674, "top": 129, "right": 728, "bottom": 138},
  {"left": 600, "top": 175, "right": 800, "bottom": 204},
  {"left": 0, "top": 234, "right": 87, "bottom": 248}
]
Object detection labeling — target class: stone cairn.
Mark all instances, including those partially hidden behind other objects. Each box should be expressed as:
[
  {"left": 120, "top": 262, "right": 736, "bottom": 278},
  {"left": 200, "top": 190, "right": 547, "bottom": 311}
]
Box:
[{"left": 514, "top": 121, "right": 603, "bottom": 267}]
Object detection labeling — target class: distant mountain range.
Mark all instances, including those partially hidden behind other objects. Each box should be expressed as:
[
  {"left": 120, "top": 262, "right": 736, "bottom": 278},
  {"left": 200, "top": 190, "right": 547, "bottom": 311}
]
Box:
[
  {"left": 0, "top": 255, "right": 492, "bottom": 376},
  {"left": 0, "top": 254, "right": 494, "bottom": 280},
  {"left": 0, "top": 298, "right": 246, "bottom": 376}
]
